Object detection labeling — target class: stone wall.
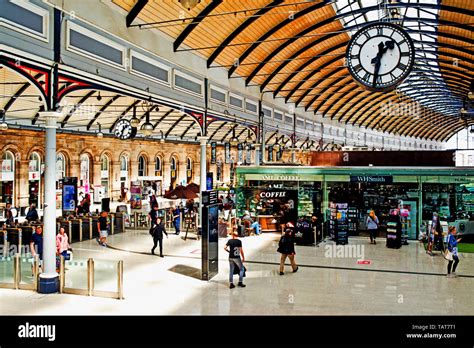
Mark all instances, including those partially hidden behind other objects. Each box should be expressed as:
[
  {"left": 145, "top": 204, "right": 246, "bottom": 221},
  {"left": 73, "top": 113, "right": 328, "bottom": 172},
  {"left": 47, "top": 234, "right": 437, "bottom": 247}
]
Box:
[{"left": 0, "top": 128, "right": 309, "bottom": 208}]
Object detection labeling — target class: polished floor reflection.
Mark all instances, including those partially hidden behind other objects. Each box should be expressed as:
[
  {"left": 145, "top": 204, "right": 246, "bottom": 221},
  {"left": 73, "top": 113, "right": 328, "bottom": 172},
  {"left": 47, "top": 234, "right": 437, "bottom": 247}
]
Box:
[{"left": 1, "top": 230, "right": 473, "bottom": 315}]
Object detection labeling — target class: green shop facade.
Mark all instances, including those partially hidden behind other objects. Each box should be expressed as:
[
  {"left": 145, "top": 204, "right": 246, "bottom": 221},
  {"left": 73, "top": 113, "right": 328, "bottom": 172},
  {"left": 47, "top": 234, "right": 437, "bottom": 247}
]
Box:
[{"left": 235, "top": 166, "right": 474, "bottom": 239}]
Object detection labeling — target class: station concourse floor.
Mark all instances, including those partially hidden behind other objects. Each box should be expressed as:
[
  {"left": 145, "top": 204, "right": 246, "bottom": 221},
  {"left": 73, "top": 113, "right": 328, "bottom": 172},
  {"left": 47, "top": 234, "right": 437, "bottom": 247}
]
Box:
[{"left": 1, "top": 229, "right": 473, "bottom": 315}]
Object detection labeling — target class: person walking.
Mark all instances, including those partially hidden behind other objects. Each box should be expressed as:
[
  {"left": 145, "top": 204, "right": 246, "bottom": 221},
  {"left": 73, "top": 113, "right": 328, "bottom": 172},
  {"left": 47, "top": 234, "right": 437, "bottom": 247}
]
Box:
[
  {"left": 97, "top": 211, "right": 109, "bottom": 247},
  {"left": 427, "top": 212, "right": 443, "bottom": 256},
  {"left": 172, "top": 206, "right": 181, "bottom": 235},
  {"left": 151, "top": 217, "right": 168, "bottom": 257},
  {"left": 277, "top": 224, "right": 298, "bottom": 275},
  {"left": 4, "top": 203, "right": 14, "bottom": 227},
  {"left": 366, "top": 210, "right": 379, "bottom": 245},
  {"left": 224, "top": 231, "right": 246, "bottom": 289},
  {"left": 446, "top": 226, "right": 461, "bottom": 278},
  {"left": 29, "top": 225, "right": 43, "bottom": 273},
  {"left": 56, "top": 227, "right": 71, "bottom": 271},
  {"left": 25, "top": 203, "right": 39, "bottom": 222},
  {"left": 148, "top": 205, "right": 159, "bottom": 226}
]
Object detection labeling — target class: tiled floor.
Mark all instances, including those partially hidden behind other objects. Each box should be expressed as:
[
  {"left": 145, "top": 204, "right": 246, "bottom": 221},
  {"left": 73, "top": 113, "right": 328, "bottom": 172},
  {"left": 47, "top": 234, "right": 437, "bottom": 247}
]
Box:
[{"left": 0, "top": 230, "right": 473, "bottom": 315}]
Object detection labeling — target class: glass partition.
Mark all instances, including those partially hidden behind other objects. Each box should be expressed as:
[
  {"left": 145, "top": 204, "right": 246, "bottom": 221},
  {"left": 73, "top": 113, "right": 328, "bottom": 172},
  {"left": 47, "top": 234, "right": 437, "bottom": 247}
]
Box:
[{"left": 93, "top": 259, "right": 118, "bottom": 294}]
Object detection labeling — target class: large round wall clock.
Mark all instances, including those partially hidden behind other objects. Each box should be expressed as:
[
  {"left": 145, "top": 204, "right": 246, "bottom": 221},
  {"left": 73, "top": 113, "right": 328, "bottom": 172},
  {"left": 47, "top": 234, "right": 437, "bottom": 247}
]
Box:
[
  {"left": 113, "top": 119, "right": 136, "bottom": 140},
  {"left": 346, "top": 22, "right": 415, "bottom": 92}
]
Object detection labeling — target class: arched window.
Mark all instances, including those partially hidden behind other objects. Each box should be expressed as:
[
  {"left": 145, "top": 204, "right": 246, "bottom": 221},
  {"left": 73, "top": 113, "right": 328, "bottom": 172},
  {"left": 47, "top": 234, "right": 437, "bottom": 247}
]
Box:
[
  {"left": 28, "top": 152, "right": 41, "bottom": 206},
  {"left": 56, "top": 153, "right": 66, "bottom": 189},
  {"left": 186, "top": 158, "right": 193, "bottom": 183},
  {"left": 80, "top": 154, "right": 90, "bottom": 186},
  {"left": 138, "top": 155, "right": 147, "bottom": 177},
  {"left": 1, "top": 151, "right": 15, "bottom": 204},
  {"left": 155, "top": 156, "right": 162, "bottom": 176},
  {"left": 100, "top": 154, "right": 110, "bottom": 198},
  {"left": 170, "top": 157, "right": 177, "bottom": 187},
  {"left": 120, "top": 155, "right": 128, "bottom": 172}
]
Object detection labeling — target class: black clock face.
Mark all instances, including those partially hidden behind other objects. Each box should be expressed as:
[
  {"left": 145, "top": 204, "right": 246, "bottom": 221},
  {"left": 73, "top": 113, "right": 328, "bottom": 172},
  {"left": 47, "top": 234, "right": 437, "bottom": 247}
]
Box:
[
  {"left": 114, "top": 119, "right": 134, "bottom": 140},
  {"left": 346, "top": 22, "right": 415, "bottom": 92}
]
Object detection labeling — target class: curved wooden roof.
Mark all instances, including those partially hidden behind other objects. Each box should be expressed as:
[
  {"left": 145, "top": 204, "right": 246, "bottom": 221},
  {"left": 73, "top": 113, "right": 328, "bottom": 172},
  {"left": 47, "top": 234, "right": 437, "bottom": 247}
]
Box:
[{"left": 112, "top": 0, "right": 474, "bottom": 140}]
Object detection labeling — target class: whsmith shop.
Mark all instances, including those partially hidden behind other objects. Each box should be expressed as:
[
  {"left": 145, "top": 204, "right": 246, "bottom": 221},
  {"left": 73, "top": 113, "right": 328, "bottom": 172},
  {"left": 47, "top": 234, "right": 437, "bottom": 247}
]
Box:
[{"left": 235, "top": 166, "right": 474, "bottom": 240}]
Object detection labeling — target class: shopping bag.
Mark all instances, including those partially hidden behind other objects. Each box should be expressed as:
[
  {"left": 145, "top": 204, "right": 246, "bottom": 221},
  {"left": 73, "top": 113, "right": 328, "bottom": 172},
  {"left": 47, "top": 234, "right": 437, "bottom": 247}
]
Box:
[{"left": 443, "top": 249, "right": 453, "bottom": 261}]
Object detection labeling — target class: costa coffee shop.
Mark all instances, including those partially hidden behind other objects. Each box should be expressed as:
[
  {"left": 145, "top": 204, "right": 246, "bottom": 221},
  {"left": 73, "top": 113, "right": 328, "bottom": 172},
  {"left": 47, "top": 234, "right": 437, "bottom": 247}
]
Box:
[{"left": 235, "top": 166, "right": 474, "bottom": 239}]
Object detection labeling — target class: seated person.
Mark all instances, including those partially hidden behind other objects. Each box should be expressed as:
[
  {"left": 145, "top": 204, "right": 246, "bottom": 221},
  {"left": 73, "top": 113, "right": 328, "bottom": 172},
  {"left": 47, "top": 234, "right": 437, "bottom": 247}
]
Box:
[{"left": 242, "top": 210, "right": 260, "bottom": 235}]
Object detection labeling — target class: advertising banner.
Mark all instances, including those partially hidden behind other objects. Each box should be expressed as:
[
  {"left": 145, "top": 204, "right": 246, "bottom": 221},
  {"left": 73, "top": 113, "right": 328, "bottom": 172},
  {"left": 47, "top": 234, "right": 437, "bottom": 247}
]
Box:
[
  {"left": 237, "top": 143, "right": 243, "bottom": 163},
  {"left": 62, "top": 177, "right": 78, "bottom": 213},
  {"left": 225, "top": 143, "right": 230, "bottom": 164},
  {"left": 130, "top": 181, "right": 142, "bottom": 209},
  {"left": 211, "top": 142, "right": 217, "bottom": 164}
]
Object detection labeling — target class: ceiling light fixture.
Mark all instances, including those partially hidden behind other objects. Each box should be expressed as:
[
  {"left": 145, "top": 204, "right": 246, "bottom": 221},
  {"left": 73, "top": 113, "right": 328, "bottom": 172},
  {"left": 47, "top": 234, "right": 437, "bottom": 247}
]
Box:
[
  {"left": 130, "top": 105, "right": 140, "bottom": 128},
  {"left": 0, "top": 109, "right": 7, "bottom": 131},
  {"left": 141, "top": 109, "right": 154, "bottom": 136},
  {"left": 97, "top": 123, "right": 103, "bottom": 138},
  {"left": 178, "top": 0, "right": 200, "bottom": 11},
  {"left": 230, "top": 124, "right": 239, "bottom": 146},
  {"left": 96, "top": 91, "right": 102, "bottom": 101}
]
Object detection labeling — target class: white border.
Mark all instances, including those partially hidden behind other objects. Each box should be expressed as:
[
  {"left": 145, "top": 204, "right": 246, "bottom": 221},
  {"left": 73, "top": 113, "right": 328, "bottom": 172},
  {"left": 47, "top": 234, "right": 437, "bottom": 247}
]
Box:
[
  {"left": 0, "top": 0, "right": 49, "bottom": 42},
  {"left": 66, "top": 21, "right": 126, "bottom": 70},
  {"left": 229, "top": 93, "right": 243, "bottom": 110},
  {"left": 284, "top": 113, "right": 293, "bottom": 124},
  {"left": 129, "top": 50, "right": 171, "bottom": 87},
  {"left": 209, "top": 84, "right": 227, "bottom": 105},
  {"left": 173, "top": 70, "right": 203, "bottom": 98},
  {"left": 245, "top": 99, "right": 258, "bottom": 115}
]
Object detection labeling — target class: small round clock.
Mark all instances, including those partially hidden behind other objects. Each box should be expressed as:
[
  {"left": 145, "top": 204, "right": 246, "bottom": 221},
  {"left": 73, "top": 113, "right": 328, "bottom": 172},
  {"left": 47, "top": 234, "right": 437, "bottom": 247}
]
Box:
[
  {"left": 346, "top": 22, "right": 415, "bottom": 92},
  {"left": 114, "top": 119, "right": 135, "bottom": 140}
]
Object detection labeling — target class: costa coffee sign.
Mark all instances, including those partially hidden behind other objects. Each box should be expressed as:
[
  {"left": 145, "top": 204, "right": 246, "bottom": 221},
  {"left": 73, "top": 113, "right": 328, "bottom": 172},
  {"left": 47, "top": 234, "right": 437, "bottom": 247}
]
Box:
[{"left": 259, "top": 191, "right": 286, "bottom": 198}]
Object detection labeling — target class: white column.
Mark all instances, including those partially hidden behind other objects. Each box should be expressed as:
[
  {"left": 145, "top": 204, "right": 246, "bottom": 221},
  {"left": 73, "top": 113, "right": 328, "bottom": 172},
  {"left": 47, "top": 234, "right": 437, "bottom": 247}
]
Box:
[
  {"left": 198, "top": 136, "right": 208, "bottom": 227},
  {"left": 39, "top": 111, "right": 62, "bottom": 293}
]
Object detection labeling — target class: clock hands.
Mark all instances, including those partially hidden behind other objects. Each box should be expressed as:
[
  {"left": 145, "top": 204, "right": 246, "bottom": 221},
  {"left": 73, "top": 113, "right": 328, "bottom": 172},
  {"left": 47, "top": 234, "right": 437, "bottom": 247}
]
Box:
[{"left": 371, "top": 40, "right": 395, "bottom": 87}]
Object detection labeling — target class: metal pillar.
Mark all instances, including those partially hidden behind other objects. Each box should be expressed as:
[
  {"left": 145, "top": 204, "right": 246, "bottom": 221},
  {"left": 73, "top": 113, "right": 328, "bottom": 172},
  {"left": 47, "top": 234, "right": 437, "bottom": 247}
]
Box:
[
  {"left": 38, "top": 111, "right": 61, "bottom": 293},
  {"left": 198, "top": 136, "right": 208, "bottom": 227}
]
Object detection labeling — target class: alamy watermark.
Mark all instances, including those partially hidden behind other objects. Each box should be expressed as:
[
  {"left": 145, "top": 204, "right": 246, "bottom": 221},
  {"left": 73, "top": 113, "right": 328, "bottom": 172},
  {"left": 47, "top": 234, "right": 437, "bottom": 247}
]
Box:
[{"left": 324, "top": 244, "right": 365, "bottom": 260}]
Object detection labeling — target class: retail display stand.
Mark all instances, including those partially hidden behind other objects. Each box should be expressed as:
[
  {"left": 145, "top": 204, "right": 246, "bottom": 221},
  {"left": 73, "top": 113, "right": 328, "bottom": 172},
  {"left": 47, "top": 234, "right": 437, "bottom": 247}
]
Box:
[
  {"left": 329, "top": 203, "right": 349, "bottom": 245},
  {"left": 386, "top": 215, "right": 402, "bottom": 249},
  {"left": 400, "top": 214, "right": 409, "bottom": 245},
  {"left": 347, "top": 207, "right": 358, "bottom": 236}
]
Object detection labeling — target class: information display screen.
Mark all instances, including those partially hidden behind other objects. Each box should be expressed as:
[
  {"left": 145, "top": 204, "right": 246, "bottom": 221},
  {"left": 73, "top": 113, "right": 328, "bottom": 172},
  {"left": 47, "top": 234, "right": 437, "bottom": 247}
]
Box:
[{"left": 62, "top": 177, "right": 78, "bottom": 213}]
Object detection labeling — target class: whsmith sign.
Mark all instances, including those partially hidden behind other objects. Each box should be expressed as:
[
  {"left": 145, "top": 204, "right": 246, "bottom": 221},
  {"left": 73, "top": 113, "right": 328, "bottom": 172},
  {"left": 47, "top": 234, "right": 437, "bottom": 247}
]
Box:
[{"left": 350, "top": 175, "right": 393, "bottom": 184}]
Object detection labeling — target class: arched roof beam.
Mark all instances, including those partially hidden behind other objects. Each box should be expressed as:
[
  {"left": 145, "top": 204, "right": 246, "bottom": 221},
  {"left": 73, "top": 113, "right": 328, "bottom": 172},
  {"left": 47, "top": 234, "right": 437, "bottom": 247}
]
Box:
[
  {"left": 86, "top": 95, "right": 121, "bottom": 130},
  {"left": 207, "top": 0, "right": 283, "bottom": 68},
  {"left": 227, "top": 1, "right": 330, "bottom": 77},
  {"left": 174, "top": 0, "right": 223, "bottom": 52}
]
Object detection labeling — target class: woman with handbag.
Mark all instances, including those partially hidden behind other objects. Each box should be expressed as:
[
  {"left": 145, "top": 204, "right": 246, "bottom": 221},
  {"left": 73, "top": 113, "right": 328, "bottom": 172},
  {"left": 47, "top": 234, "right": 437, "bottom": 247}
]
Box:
[
  {"left": 366, "top": 210, "right": 379, "bottom": 245},
  {"left": 446, "top": 226, "right": 461, "bottom": 278},
  {"left": 56, "top": 227, "right": 71, "bottom": 271},
  {"left": 278, "top": 223, "right": 298, "bottom": 275}
]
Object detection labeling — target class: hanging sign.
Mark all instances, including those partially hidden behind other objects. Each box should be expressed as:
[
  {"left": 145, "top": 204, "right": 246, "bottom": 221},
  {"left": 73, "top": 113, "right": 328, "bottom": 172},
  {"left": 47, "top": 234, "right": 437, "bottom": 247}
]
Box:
[
  {"left": 225, "top": 142, "right": 231, "bottom": 164},
  {"left": 237, "top": 143, "right": 243, "bottom": 163},
  {"left": 230, "top": 160, "right": 235, "bottom": 184},
  {"left": 246, "top": 144, "right": 251, "bottom": 164},
  {"left": 268, "top": 145, "right": 274, "bottom": 162},
  {"left": 216, "top": 160, "right": 222, "bottom": 181},
  {"left": 211, "top": 142, "right": 217, "bottom": 164}
]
